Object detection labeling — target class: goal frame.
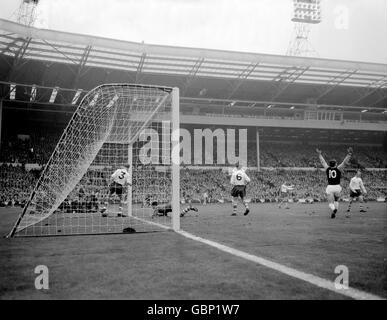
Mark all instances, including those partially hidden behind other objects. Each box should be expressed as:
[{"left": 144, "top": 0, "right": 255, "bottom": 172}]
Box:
[
  {"left": 6, "top": 84, "right": 181, "bottom": 237},
  {"left": 125, "top": 87, "right": 180, "bottom": 231}
]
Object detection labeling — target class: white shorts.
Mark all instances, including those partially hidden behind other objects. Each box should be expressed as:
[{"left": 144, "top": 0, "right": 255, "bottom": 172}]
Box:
[{"left": 326, "top": 185, "right": 342, "bottom": 196}]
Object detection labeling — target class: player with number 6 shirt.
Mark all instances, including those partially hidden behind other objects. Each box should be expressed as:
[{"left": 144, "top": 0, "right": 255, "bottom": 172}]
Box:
[{"left": 230, "top": 163, "right": 251, "bottom": 216}]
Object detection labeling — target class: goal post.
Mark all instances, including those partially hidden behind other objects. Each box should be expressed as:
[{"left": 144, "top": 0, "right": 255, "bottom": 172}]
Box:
[
  {"left": 7, "top": 84, "right": 180, "bottom": 237},
  {"left": 127, "top": 143, "right": 133, "bottom": 217},
  {"left": 171, "top": 87, "right": 180, "bottom": 231}
]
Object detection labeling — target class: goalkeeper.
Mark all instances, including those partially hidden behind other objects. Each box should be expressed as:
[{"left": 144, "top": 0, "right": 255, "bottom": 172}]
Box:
[{"left": 151, "top": 201, "right": 198, "bottom": 218}]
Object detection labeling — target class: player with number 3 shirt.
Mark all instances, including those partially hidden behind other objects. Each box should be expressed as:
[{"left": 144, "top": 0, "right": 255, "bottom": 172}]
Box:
[{"left": 101, "top": 164, "right": 132, "bottom": 217}]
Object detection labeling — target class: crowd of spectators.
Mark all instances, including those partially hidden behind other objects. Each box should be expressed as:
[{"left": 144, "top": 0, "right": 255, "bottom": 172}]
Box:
[
  {"left": 259, "top": 143, "right": 387, "bottom": 168},
  {"left": 2, "top": 133, "right": 386, "bottom": 169},
  {"left": 1, "top": 131, "right": 386, "bottom": 207},
  {"left": 0, "top": 164, "right": 38, "bottom": 207},
  {"left": 0, "top": 132, "right": 61, "bottom": 165},
  {"left": 1, "top": 164, "right": 386, "bottom": 208},
  {"left": 180, "top": 168, "right": 386, "bottom": 203}
]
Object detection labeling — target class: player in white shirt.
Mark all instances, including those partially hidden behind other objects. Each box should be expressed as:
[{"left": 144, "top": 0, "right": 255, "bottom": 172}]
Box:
[
  {"left": 346, "top": 170, "right": 367, "bottom": 217},
  {"left": 278, "top": 182, "right": 295, "bottom": 209},
  {"left": 230, "top": 163, "right": 251, "bottom": 216},
  {"left": 101, "top": 164, "right": 132, "bottom": 217}
]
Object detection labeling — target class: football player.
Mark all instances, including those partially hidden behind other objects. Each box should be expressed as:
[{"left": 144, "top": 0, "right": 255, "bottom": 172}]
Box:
[
  {"left": 101, "top": 164, "right": 131, "bottom": 217},
  {"left": 316, "top": 147, "right": 352, "bottom": 219},
  {"left": 151, "top": 201, "right": 198, "bottom": 218},
  {"left": 278, "top": 182, "right": 295, "bottom": 209},
  {"left": 230, "top": 163, "right": 251, "bottom": 216},
  {"left": 346, "top": 169, "right": 367, "bottom": 217}
]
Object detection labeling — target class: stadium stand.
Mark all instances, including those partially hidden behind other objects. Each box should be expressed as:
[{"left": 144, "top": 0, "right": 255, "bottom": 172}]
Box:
[
  {"left": 0, "top": 163, "right": 36, "bottom": 207},
  {"left": 259, "top": 143, "right": 387, "bottom": 168},
  {"left": 2, "top": 130, "right": 386, "bottom": 168}
]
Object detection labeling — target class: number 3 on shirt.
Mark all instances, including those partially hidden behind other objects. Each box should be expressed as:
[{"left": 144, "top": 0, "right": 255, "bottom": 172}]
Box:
[{"left": 119, "top": 171, "right": 126, "bottom": 179}]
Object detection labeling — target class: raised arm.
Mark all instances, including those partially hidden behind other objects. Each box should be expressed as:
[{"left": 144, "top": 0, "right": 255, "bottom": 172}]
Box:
[
  {"left": 244, "top": 173, "right": 251, "bottom": 185},
  {"left": 316, "top": 148, "right": 328, "bottom": 169},
  {"left": 230, "top": 173, "right": 236, "bottom": 185},
  {"left": 337, "top": 147, "right": 353, "bottom": 171}
]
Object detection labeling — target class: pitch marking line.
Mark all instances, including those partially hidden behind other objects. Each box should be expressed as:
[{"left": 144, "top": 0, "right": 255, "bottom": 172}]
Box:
[
  {"left": 130, "top": 214, "right": 172, "bottom": 230},
  {"left": 177, "top": 230, "right": 385, "bottom": 300}
]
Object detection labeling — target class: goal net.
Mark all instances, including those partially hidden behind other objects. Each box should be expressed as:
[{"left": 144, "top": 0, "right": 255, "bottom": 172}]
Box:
[{"left": 8, "top": 84, "right": 180, "bottom": 237}]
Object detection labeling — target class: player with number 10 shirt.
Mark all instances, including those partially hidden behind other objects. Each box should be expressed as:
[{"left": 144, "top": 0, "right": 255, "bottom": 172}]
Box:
[{"left": 316, "top": 147, "right": 352, "bottom": 219}]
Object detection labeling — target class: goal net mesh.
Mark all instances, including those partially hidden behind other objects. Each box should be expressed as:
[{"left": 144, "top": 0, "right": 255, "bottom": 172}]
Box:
[{"left": 11, "top": 84, "right": 178, "bottom": 236}]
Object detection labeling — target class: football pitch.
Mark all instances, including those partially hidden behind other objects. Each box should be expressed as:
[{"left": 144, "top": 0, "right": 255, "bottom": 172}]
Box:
[{"left": 0, "top": 202, "right": 386, "bottom": 300}]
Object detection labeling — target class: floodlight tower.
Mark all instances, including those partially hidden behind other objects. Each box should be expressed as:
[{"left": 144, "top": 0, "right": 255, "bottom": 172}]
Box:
[
  {"left": 286, "top": 0, "right": 321, "bottom": 57},
  {"left": 16, "top": 0, "right": 40, "bottom": 27}
]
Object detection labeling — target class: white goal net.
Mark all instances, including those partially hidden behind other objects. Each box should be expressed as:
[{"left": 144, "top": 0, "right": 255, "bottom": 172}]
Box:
[{"left": 8, "top": 84, "right": 180, "bottom": 237}]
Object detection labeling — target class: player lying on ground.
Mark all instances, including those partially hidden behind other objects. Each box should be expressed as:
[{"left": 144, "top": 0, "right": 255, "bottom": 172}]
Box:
[
  {"left": 278, "top": 182, "right": 295, "bottom": 209},
  {"left": 151, "top": 201, "right": 198, "bottom": 218},
  {"left": 346, "top": 169, "right": 367, "bottom": 217},
  {"left": 101, "top": 165, "right": 132, "bottom": 217},
  {"left": 230, "top": 163, "right": 251, "bottom": 216},
  {"left": 316, "top": 147, "right": 352, "bottom": 219}
]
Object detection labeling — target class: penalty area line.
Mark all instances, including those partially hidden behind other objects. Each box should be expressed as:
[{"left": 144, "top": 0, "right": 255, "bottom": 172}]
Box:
[{"left": 177, "top": 230, "right": 385, "bottom": 300}]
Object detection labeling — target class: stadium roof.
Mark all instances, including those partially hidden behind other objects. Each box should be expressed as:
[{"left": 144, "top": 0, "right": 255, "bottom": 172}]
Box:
[{"left": 0, "top": 18, "right": 387, "bottom": 112}]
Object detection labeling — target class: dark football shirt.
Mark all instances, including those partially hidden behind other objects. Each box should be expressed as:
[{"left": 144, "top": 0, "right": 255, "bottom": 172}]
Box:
[{"left": 326, "top": 167, "right": 341, "bottom": 185}]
